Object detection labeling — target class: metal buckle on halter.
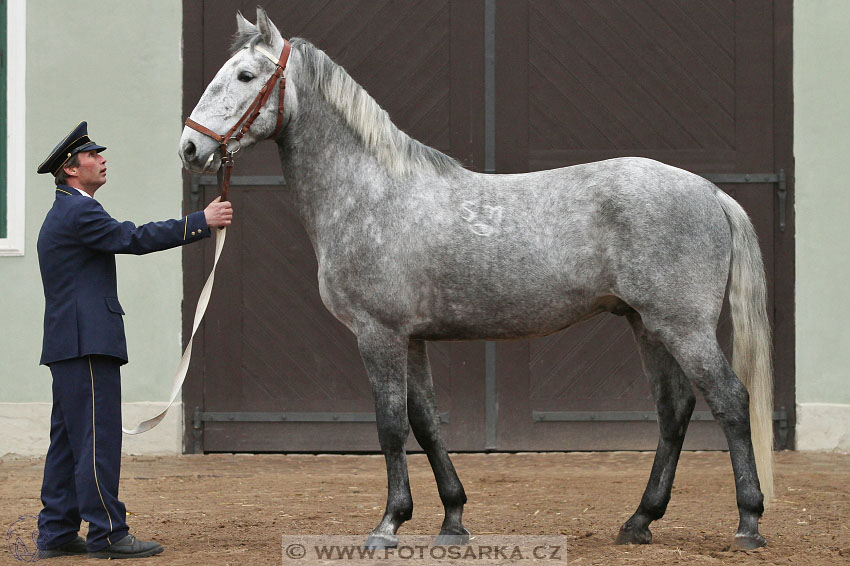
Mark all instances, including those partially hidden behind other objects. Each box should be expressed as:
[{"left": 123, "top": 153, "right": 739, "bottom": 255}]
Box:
[{"left": 225, "top": 138, "right": 242, "bottom": 155}]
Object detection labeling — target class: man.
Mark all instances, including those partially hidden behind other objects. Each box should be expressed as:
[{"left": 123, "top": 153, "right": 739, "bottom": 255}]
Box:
[{"left": 34, "top": 122, "right": 232, "bottom": 559}]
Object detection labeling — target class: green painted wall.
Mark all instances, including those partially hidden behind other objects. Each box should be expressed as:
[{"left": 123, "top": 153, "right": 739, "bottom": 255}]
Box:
[
  {"left": 0, "top": 0, "right": 183, "bottom": 403},
  {"left": 794, "top": 1, "right": 850, "bottom": 406}
]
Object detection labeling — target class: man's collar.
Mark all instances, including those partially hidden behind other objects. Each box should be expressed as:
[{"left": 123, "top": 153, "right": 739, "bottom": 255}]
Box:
[{"left": 56, "top": 184, "right": 93, "bottom": 198}]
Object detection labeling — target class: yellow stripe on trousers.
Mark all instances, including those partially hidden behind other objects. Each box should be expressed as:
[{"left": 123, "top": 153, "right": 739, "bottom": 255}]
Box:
[{"left": 89, "top": 356, "right": 115, "bottom": 545}]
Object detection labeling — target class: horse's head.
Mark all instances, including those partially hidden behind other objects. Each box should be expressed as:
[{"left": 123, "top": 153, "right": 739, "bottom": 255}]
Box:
[{"left": 179, "top": 8, "right": 296, "bottom": 173}]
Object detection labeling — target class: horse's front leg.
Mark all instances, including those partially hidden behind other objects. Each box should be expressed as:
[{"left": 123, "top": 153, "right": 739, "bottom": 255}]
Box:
[
  {"left": 359, "top": 328, "right": 412, "bottom": 549},
  {"left": 406, "top": 339, "right": 469, "bottom": 545}
]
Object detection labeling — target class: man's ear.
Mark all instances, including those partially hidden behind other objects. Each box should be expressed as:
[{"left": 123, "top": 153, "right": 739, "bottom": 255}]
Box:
[{"left": 256, "top": 7, "right": 283, "bottom": 50}]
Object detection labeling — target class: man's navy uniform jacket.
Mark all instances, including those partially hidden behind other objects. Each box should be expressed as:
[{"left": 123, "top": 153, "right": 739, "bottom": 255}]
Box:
[{"left": 38, "top": 185, "right": 210, "bottom": 365}]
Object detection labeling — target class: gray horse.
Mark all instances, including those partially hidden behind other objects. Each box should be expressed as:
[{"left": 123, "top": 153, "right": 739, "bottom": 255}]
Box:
[{"left": 179, "top": 8, "right": 774, "bottom": 550}]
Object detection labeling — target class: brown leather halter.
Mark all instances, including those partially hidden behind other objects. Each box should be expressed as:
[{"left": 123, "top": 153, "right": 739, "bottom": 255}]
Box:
[{"left": 185, "top": 40, "right": 292, "bottom": 201}]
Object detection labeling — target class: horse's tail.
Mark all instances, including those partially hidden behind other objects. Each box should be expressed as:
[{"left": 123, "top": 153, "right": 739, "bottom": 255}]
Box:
[{"left": 714, "top": 189, "right": 774, "bottom": 503}]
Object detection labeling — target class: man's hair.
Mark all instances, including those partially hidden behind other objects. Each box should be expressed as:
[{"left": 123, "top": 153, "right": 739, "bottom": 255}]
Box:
[{"left": 55, "top": 154, "right": 81, "bottom": 186}]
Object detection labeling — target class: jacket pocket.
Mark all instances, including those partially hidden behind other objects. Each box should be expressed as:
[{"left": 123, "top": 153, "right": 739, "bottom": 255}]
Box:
[{"left": 105, "top": 297, "right": 125, "bottom": 315}]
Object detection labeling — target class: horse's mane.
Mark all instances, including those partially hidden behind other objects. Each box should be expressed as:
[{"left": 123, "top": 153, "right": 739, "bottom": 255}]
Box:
[{"left": 231, "top": 32, "right": 463, "bottom": 178}]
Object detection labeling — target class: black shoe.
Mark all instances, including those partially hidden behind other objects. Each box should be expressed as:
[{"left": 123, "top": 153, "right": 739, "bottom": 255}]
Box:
[
  {"left": 38, "top": 535, "right": 88, "bottom": 558},
  {"left": 88, "top": 534, "right": 164, "bottom": 559}
]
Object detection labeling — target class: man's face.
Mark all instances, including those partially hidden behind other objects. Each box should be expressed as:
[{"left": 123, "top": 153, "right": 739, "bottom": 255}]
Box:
[{"left": 69, "top": 150, "right": 107, "bottom": 190}]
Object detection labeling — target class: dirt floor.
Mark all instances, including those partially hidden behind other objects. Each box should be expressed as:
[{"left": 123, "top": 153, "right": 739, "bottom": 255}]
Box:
[{"left": 1, "top": 451, "right": 848, "bottom": 565}]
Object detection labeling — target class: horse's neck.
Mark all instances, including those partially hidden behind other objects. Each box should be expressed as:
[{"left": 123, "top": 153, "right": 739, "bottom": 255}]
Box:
[{"left": 278, "top": 92, "right": 391, "bottom": 233}]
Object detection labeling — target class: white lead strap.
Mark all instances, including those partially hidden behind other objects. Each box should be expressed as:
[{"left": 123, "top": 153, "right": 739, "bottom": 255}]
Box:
[{"left": 122, "top": 226, "right": 227, "bottom": 435}]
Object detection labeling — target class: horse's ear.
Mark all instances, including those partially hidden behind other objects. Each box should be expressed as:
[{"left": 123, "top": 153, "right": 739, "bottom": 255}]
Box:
[
  {"left": 236, "top": 11, "right": 256, "bottom": 35},
  {"left": 256, "top": 7, "right": 283, "bottom": 48}
]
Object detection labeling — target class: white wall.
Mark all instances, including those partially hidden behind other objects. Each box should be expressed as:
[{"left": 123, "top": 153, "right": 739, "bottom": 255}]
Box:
[
  {"left": 0, "top": 0, "right": 185, "bottom": 456},
  {"left": 793, "top": 0, "right": 850, "bottom": 451}
]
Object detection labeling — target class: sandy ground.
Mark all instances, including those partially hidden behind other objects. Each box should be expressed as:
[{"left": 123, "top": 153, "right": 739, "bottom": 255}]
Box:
[{"left": 1, "top": 451, "right": 848, "bottom": 565}]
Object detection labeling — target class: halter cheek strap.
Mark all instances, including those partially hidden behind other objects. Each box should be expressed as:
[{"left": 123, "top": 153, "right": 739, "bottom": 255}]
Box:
[{"left": 251, "top": 44, "right": 291, "bottom": 138}]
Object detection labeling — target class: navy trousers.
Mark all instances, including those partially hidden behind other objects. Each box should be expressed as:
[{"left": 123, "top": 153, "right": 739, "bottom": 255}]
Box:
[{"left": 37, "top": 355, "right": 129, "bottom": 552}]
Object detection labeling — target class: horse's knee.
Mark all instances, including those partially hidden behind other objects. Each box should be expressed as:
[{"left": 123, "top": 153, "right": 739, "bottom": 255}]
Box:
[
  {"left": 376, "top": 419, "right": 409, "bottom": 452},
  {"left": 371, "top": 398, "right": 410, "bottom": 452},
  {"left": 410, "top": 418, "right": 449, "bottom": 460}
]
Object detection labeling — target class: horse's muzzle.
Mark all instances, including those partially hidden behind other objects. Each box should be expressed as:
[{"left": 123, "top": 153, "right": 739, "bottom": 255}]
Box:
[{"left": 179, "top": 136, "right": 221, "bottom": 174}]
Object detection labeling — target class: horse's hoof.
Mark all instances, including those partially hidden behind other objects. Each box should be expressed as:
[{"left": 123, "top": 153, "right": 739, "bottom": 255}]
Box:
[
  {"left": 732, "top": 533, "right": 766, "bottom": 550},
  {"left": 364, "top": 533, "right": 398, "bottom": 549},
  {"left": 614, "top": 526, "right": 652, "bottom": 545},
  {"left": 434, "top": 527, "right": 470, "bottom": 546}
]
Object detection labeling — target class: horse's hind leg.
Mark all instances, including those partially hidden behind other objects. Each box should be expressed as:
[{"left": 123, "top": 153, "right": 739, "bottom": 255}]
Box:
[
  {"left": 661, "top": 326, "right": 766, "bottom": 549},
  {"left": 358, "top": 328, "right": 413, "bottom": 549},
  {"left": 406, "top": 339, "right": 469, "bottom": 544},
  {"left": 616, "top": 313, "right": 696, "bottom": 545}
]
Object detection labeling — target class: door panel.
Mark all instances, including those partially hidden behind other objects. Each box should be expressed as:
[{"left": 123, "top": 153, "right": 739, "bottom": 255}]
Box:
[
  {"left": 184, "top": 1, "right": 486, "bottom": 451},
  {"left": 492, "top": 0, "right": 780, "bottom": 449}
]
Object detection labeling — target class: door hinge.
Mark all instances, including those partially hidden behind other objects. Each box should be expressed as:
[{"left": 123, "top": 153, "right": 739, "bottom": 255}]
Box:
[{"left": 702, "top": 170, "right": 788, "bottom": 232}]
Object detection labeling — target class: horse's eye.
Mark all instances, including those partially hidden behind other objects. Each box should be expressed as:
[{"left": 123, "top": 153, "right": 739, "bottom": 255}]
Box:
[{"left": 238, "top": 71, "right": 255, "bottom": 83}]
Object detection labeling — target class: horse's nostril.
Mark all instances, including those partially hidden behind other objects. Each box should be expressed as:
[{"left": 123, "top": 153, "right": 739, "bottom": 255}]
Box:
[{"left": 184, "top": 141, "right": 196, "bottom": 157}]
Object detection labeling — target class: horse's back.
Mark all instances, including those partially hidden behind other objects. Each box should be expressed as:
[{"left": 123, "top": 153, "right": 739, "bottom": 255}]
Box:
[
  {"left": 400, "top": 158, "right": 731, "bottom": 338},
  {"left": 453, "top": 156, "right": 729, "bottom": 274}
]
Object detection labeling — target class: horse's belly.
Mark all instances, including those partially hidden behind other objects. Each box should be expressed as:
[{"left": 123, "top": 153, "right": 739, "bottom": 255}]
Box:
[{"left": 411, "top": 287, "right": 616, "bottom": 341}]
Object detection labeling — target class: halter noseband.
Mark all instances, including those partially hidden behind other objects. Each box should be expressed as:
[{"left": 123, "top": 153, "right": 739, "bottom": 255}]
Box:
[{"left": 184, "top": 40, "right": 292, "bottom": 200}]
